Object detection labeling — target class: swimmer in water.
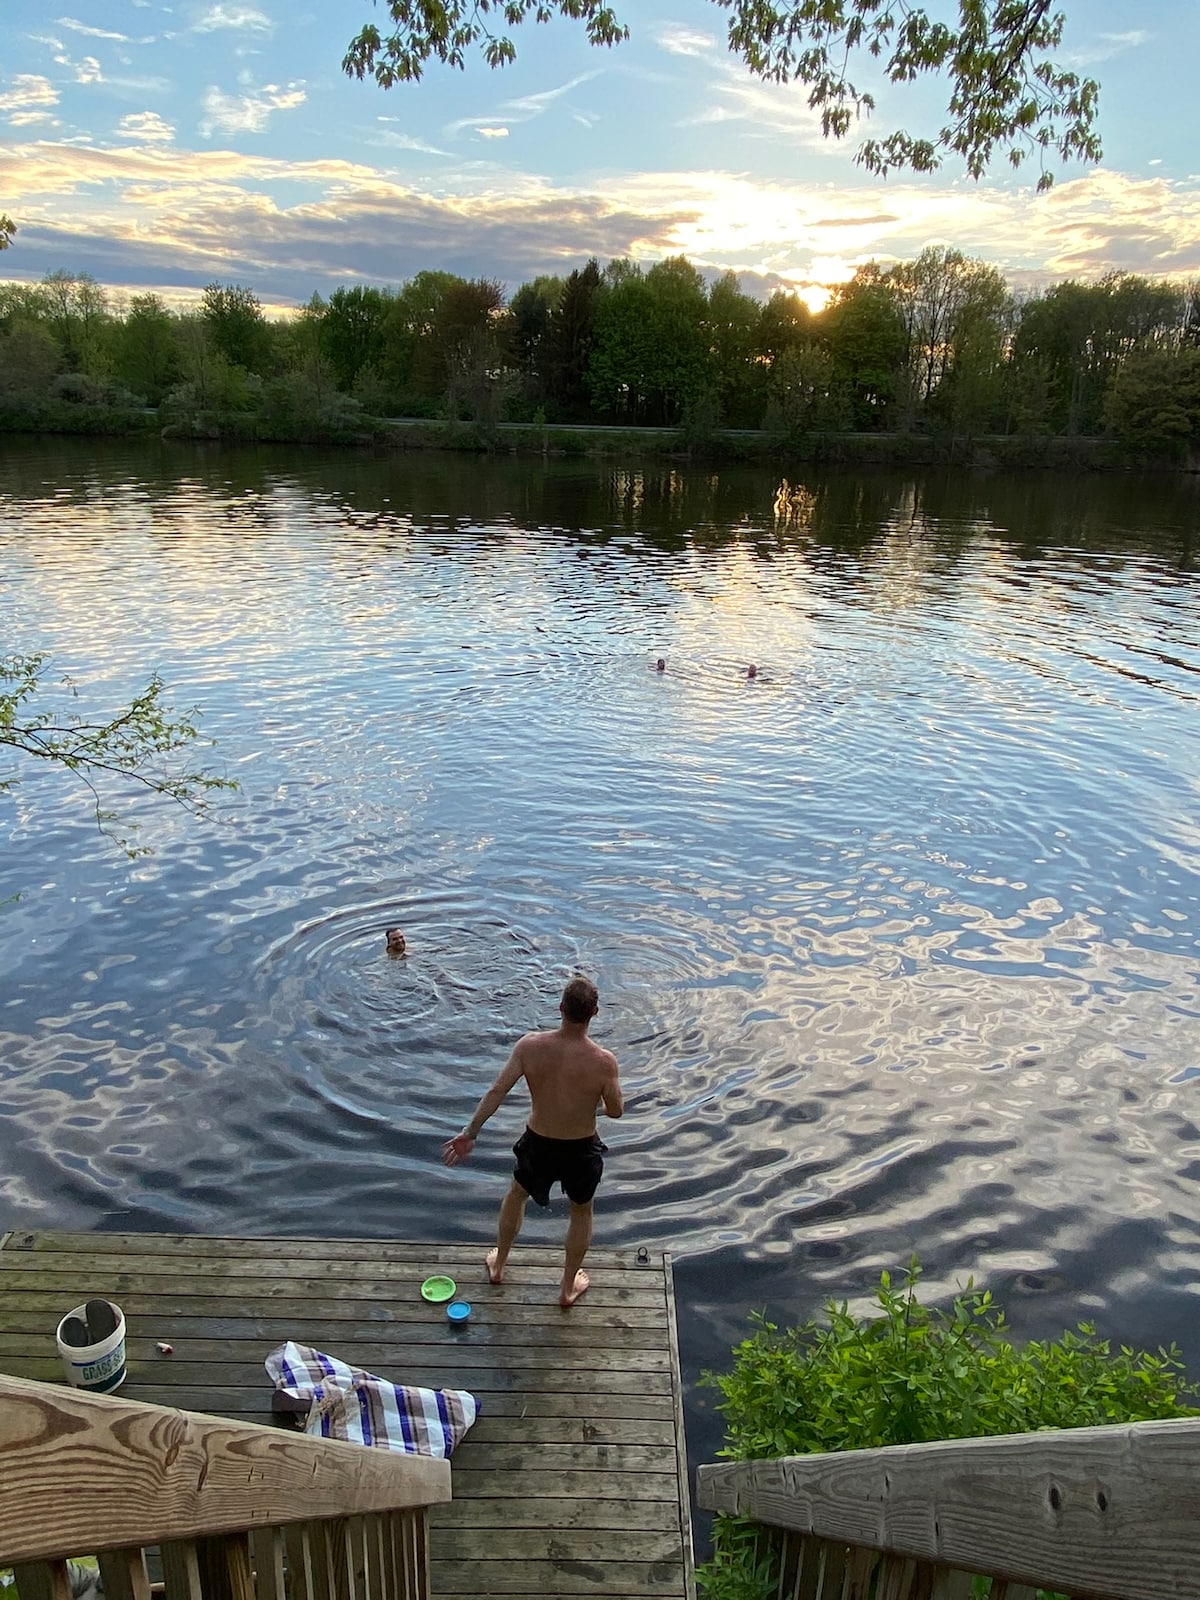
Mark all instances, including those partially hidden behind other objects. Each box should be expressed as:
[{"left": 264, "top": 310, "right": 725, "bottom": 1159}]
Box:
[
  {"left": 385, "top": 927, "right": 407, "bottom": 956},
  {"left": 656, "top": 658, "right": 666, "bottom": 672},
  {"left": 747, "top": 664, "right": 757, "bottom": 679}
]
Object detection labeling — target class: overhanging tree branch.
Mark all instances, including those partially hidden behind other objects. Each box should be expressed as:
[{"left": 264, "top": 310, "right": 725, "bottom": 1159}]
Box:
[
  {"left": 1, "top": 654, "right": 236, "bottom": 858},
  {"left": 341, "top": 0, "right": 1099, "bottom": 186}
]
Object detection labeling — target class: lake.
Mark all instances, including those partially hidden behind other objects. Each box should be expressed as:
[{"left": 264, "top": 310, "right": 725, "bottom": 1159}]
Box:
[{"left": 2, "top": 437, "right": 1199, "bottom": 1483}]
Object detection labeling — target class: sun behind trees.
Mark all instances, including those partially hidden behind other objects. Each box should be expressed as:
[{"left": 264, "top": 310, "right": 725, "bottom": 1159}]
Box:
[{"left": 2, "top": 253, "right": 1199, "bottom": 448}]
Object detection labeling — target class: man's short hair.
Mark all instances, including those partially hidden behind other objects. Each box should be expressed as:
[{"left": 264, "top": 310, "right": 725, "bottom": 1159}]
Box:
[{"left": 561, "top": 976, "right": 599, "bottom": 1023}]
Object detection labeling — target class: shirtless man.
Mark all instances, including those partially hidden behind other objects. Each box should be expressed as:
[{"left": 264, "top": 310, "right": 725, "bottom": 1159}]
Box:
[{"left": 441, "top": 976, "right": 623, "bottom": 1308}]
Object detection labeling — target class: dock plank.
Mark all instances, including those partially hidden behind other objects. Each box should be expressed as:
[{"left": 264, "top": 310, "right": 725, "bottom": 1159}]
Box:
[{"left": 0, "top": 1233, "right": 694, "bottom": 1600}]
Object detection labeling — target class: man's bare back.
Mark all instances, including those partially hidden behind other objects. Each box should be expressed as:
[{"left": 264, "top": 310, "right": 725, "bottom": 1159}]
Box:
[{"left": 516, "top": 1027, "right": 622, "bottom": 1140}]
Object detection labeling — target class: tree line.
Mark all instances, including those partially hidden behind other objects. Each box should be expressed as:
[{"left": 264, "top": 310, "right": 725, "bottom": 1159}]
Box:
[{"left": 2, "top": 252, "right": 1200, "bottom": 446}]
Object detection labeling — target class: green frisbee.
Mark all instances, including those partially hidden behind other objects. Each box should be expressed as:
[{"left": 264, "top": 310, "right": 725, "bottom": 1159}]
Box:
[{"left": 421, "top": 1275, "right": 457, "bottom": 1303}]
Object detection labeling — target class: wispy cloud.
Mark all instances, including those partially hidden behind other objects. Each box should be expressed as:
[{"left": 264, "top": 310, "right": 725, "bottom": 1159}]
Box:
[
  {"left": 655, "top": 24, "right": 719, "bottom": 58},
  {"left": 116, "top": 110, "right": 175, "bottom": 143},
  {"left": 200, "top": 80, "right": 305, "bottom": 136},
  {"left": 477, "top": 127, "right": 509, "bottom": 140},
  {"left": 0, "top": 74, "right": 59, "bottom": 115},
  {"left": 373, "top": 129, "right": 449, "bottom": 156},
  {"left": 58, "top": 16, "right": 136, "bottom": 42},
  {"left": 1066, "top": 30, "right": 1153, "bottom": 66},
  {"left": 193, "top": 4, "right": 273, "bottom": 34},
  {"left": 443, "top": 69, "right": 601, "bottom": 136}
]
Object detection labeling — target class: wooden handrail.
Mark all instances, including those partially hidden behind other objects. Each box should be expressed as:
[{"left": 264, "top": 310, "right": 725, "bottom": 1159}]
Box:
[
  {"left": 0, "top": 1374, "right": 450, "bottom": 1566},
  {"left": 696, "top": 1416, "right": 1200, "bottom": 1600}
]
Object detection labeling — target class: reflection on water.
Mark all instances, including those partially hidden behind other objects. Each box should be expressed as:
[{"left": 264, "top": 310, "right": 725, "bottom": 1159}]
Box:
[{"left": 2, "top": 439, "right": 1200, "bottom": 1470}]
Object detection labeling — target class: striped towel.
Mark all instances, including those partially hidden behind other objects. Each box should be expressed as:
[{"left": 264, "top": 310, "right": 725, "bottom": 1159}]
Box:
[{"left": 265, "top": 1341, "right": 478, "bottom": 1458}]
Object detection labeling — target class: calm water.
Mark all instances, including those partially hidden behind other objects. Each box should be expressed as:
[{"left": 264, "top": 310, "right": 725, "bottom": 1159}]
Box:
[{"left": 2, "top": 438, "right": 1200, "bottom": 1478}]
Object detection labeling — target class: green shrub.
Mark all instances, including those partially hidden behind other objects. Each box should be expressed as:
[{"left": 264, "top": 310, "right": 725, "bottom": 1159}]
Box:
[{"left": 697, "top": 1259, "right": 1198, "bottom": 1600}]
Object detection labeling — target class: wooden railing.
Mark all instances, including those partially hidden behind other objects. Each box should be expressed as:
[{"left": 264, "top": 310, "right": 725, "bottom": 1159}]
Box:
[
  {"left": 696, "top": 1415, "right": 1200, "bottom": 1600},
  {"left": 0, "top": 1376, "right": 451, "bottom": 1600}
]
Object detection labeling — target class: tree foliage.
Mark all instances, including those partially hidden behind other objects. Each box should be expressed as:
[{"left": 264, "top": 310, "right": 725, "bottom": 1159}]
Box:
[
  {"left": 342, "top": 0, "right": 1099, "bottom": 186},
  {"left": 1, "top": 654, "right": 235, "bottom": 856}
]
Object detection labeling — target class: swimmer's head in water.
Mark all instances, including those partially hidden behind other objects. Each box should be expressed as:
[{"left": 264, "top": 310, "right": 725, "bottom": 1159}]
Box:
[
  {"left": 560, "top": 974, "right": 599, "bottom": 1024},
  {"left": 656, "top": 658, "right": 666, "bottom": 672},
  {"left": 747, "top": 664, "right": 757, "bottom": 679},
  {"left": 385, "top": 927, "right": 407, "bottom": 955}
]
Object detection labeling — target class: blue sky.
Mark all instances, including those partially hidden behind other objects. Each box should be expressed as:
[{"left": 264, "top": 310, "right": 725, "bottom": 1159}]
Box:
[{"left": 1, "top": 0, "right": 1198, "bottom": 310}]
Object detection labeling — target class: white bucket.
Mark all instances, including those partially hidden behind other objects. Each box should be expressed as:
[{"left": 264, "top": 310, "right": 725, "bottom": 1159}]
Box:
[{"left": 55, "top": 1301, "right": 126, "bottom": 1393}]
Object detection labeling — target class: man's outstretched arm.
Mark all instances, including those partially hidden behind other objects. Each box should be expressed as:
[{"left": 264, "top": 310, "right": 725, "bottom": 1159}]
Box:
[{"left": 442, "top": 1045, "right": 525, "bottom": 1166}]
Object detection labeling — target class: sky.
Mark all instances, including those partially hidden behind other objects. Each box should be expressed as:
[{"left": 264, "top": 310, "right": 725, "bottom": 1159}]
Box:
[{"left": 1, "top": 0, "right": 1199, "bottom": 312}]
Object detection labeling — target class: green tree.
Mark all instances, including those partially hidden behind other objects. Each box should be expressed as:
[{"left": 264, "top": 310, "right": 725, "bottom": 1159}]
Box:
[
  {"left": 377, "top": 270, "right": 460, "bottom": 413},
  {"left": 588, "top": 256, "right": 708, "bottom": 427},
  {"left": 425, "top": 277, "right": 506, "bottom": 417},
  {"left": 706, "top": 272, "right": 764, "bottom": 429},
  {"left": 886, "top": 247, "right": 1009, "bottom": 430},
  {"left": 0, "top": 215, "right": 14, "bottom": 249},
  {"left": 507, "top": 276, "right": 562, "bottom": 416},
  {"left": 822, "top": 267, "right": 906, "bottom": 431},
  {"left": 545, "top": 258, "right": 605, "bottom": 422},
  {"left": 112, "top": 293, "right": 182, "bottom": 405},
  {"left": 41, "top": 271, "right": 111, "bottom": 375},
  {"left": 1, "top": 654, "right": 234, "bottom": 857},
  {"left": 319, "top": 285, "right": 394, "bottom": 392},
  {"left": 0, "top": 322, "right": 61, "bottom": 401},
  {"left": 202, "top": 282, "right": 273, "bottom": 375},
  {"left": 342, "top": 2, "right": 1098, "bottom": 187},
  {"left": 1104, "top": 348, "right": 1200, "bottom": 446}
]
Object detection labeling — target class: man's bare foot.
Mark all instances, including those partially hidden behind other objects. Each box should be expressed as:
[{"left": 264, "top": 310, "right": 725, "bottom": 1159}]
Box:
[
  {"left": 486, "top": 1248, "right": 505, "bottom": 1285},
  {"left": 560, "top": 1270, "right": 589, "bottom": 1309}
]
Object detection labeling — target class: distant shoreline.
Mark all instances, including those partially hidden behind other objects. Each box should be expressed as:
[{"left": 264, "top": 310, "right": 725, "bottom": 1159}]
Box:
[{"left": 2, "top": 402, "right": 1198, "bottom": 474}]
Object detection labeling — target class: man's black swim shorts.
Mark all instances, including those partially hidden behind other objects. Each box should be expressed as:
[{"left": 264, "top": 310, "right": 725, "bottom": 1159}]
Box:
[{"left": 512, "top": 1127, "right": 607, "bottom": 1207}]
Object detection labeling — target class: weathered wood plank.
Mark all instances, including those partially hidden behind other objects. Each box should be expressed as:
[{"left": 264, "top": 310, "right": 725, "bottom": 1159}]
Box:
[
  {"left": 0, "top": 1333, "right": 671, "bottom": 1374},
  {"left": 697, "top": 1421, "right": 1200, "bottom": 1600},
  {"left": 429, "top": 1529, "right": 683, "bottom": 1563},
  {"left": 430, "top": 1558, "right": 685, "bottom": 1594},
  {"left": 10, "top": 1561, "right": 73, "bottom": 1600},
  {"left": 0, "top": 1374, "right": 448, "bottom": 1564},
  {"left": 662, "top": 1253, "right": 695, "bottom": 1600},
  {"left": 430, "top": 1499, "right": 682, "bottom": 1533},
  {"left": 97, "top": 1548, "right": 153, "bottom": 1600},
  {"left": 249, "top": 1527, "right": 286, "bottom": 1600},
  {"left": 0, "top": 1233, "right": 649, "bottom": 1270},
  {"left": 0, "top": 1356, "right": 675, "bottom": 1398},
  {"left": 446, "top": 1470, "right": 681, "bottom": 1501},
  {"left": 0, "top": 1250, "right": 662, "bottom": 1292},
  {"left": 0, "top": 1267, "right": 665, "bottom": 1311},
  {"left": 85, "top": 1384, "right": 676, "bottom": 1421},
  {"left": 0, "top": 1299, "right": 670, "bottom": 1339}
]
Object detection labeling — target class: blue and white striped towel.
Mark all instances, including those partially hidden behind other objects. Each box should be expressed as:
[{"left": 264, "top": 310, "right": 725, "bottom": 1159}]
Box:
[{"left": 265, "top": 1340, "right": 478, "bottom": 1458}]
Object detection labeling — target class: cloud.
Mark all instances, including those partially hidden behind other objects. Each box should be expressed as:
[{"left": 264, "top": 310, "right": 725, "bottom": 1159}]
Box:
[
  {"left": 58, "top": 16, "right": 135, "bottom": 42},
  {"left": 477, "top": 127, "right": 509, "bottom": 140},
  {"left": 3, "top": 139, "right": 1200, "bottom": 308},
  {"left": 1066, "top": 29, "right": 1153, "bottom": 66},
  {"left": 116, "top": 111, "right": 176, "bottom": 144},
  {"left": 373, "top": 130, "right": 449, "bottom": 156},
  {"left": 443, "top": 70, "right": 601, "bottom": 136},
  {"left": 200, "top": 82, "right": 305, "bottom": 136},
  {"left": 193, "top": 4, "right": 274, "bottom": 33},
  {"left": 0, "top": 76, "right": 59, "bottom": 115},
  {"left": 655, "top": 24, "right": 719, "bottom": 58},
  {"left": 52, "top": 51, "right": 105, "bottom": 84}
]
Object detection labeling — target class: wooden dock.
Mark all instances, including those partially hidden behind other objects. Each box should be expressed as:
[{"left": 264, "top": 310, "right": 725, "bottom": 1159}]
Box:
[{"left": 0, "top": 1232, "right": 694, "bottom": 1600}]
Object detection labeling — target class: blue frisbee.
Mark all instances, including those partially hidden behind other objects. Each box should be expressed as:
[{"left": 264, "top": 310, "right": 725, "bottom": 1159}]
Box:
[{"left": 446, "top": 1300, "right": 472, "bottom": 1323}]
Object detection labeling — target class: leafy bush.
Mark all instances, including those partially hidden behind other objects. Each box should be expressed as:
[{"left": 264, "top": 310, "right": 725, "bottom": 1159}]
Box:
[{"left": 697, "top": 1260, "right": 1198, "bottom": 1600}]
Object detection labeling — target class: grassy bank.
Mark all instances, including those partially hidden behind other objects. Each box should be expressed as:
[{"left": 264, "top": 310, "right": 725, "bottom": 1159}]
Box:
[{"left": 1, "top": 400, "right": 1196, "bottom": 472}]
